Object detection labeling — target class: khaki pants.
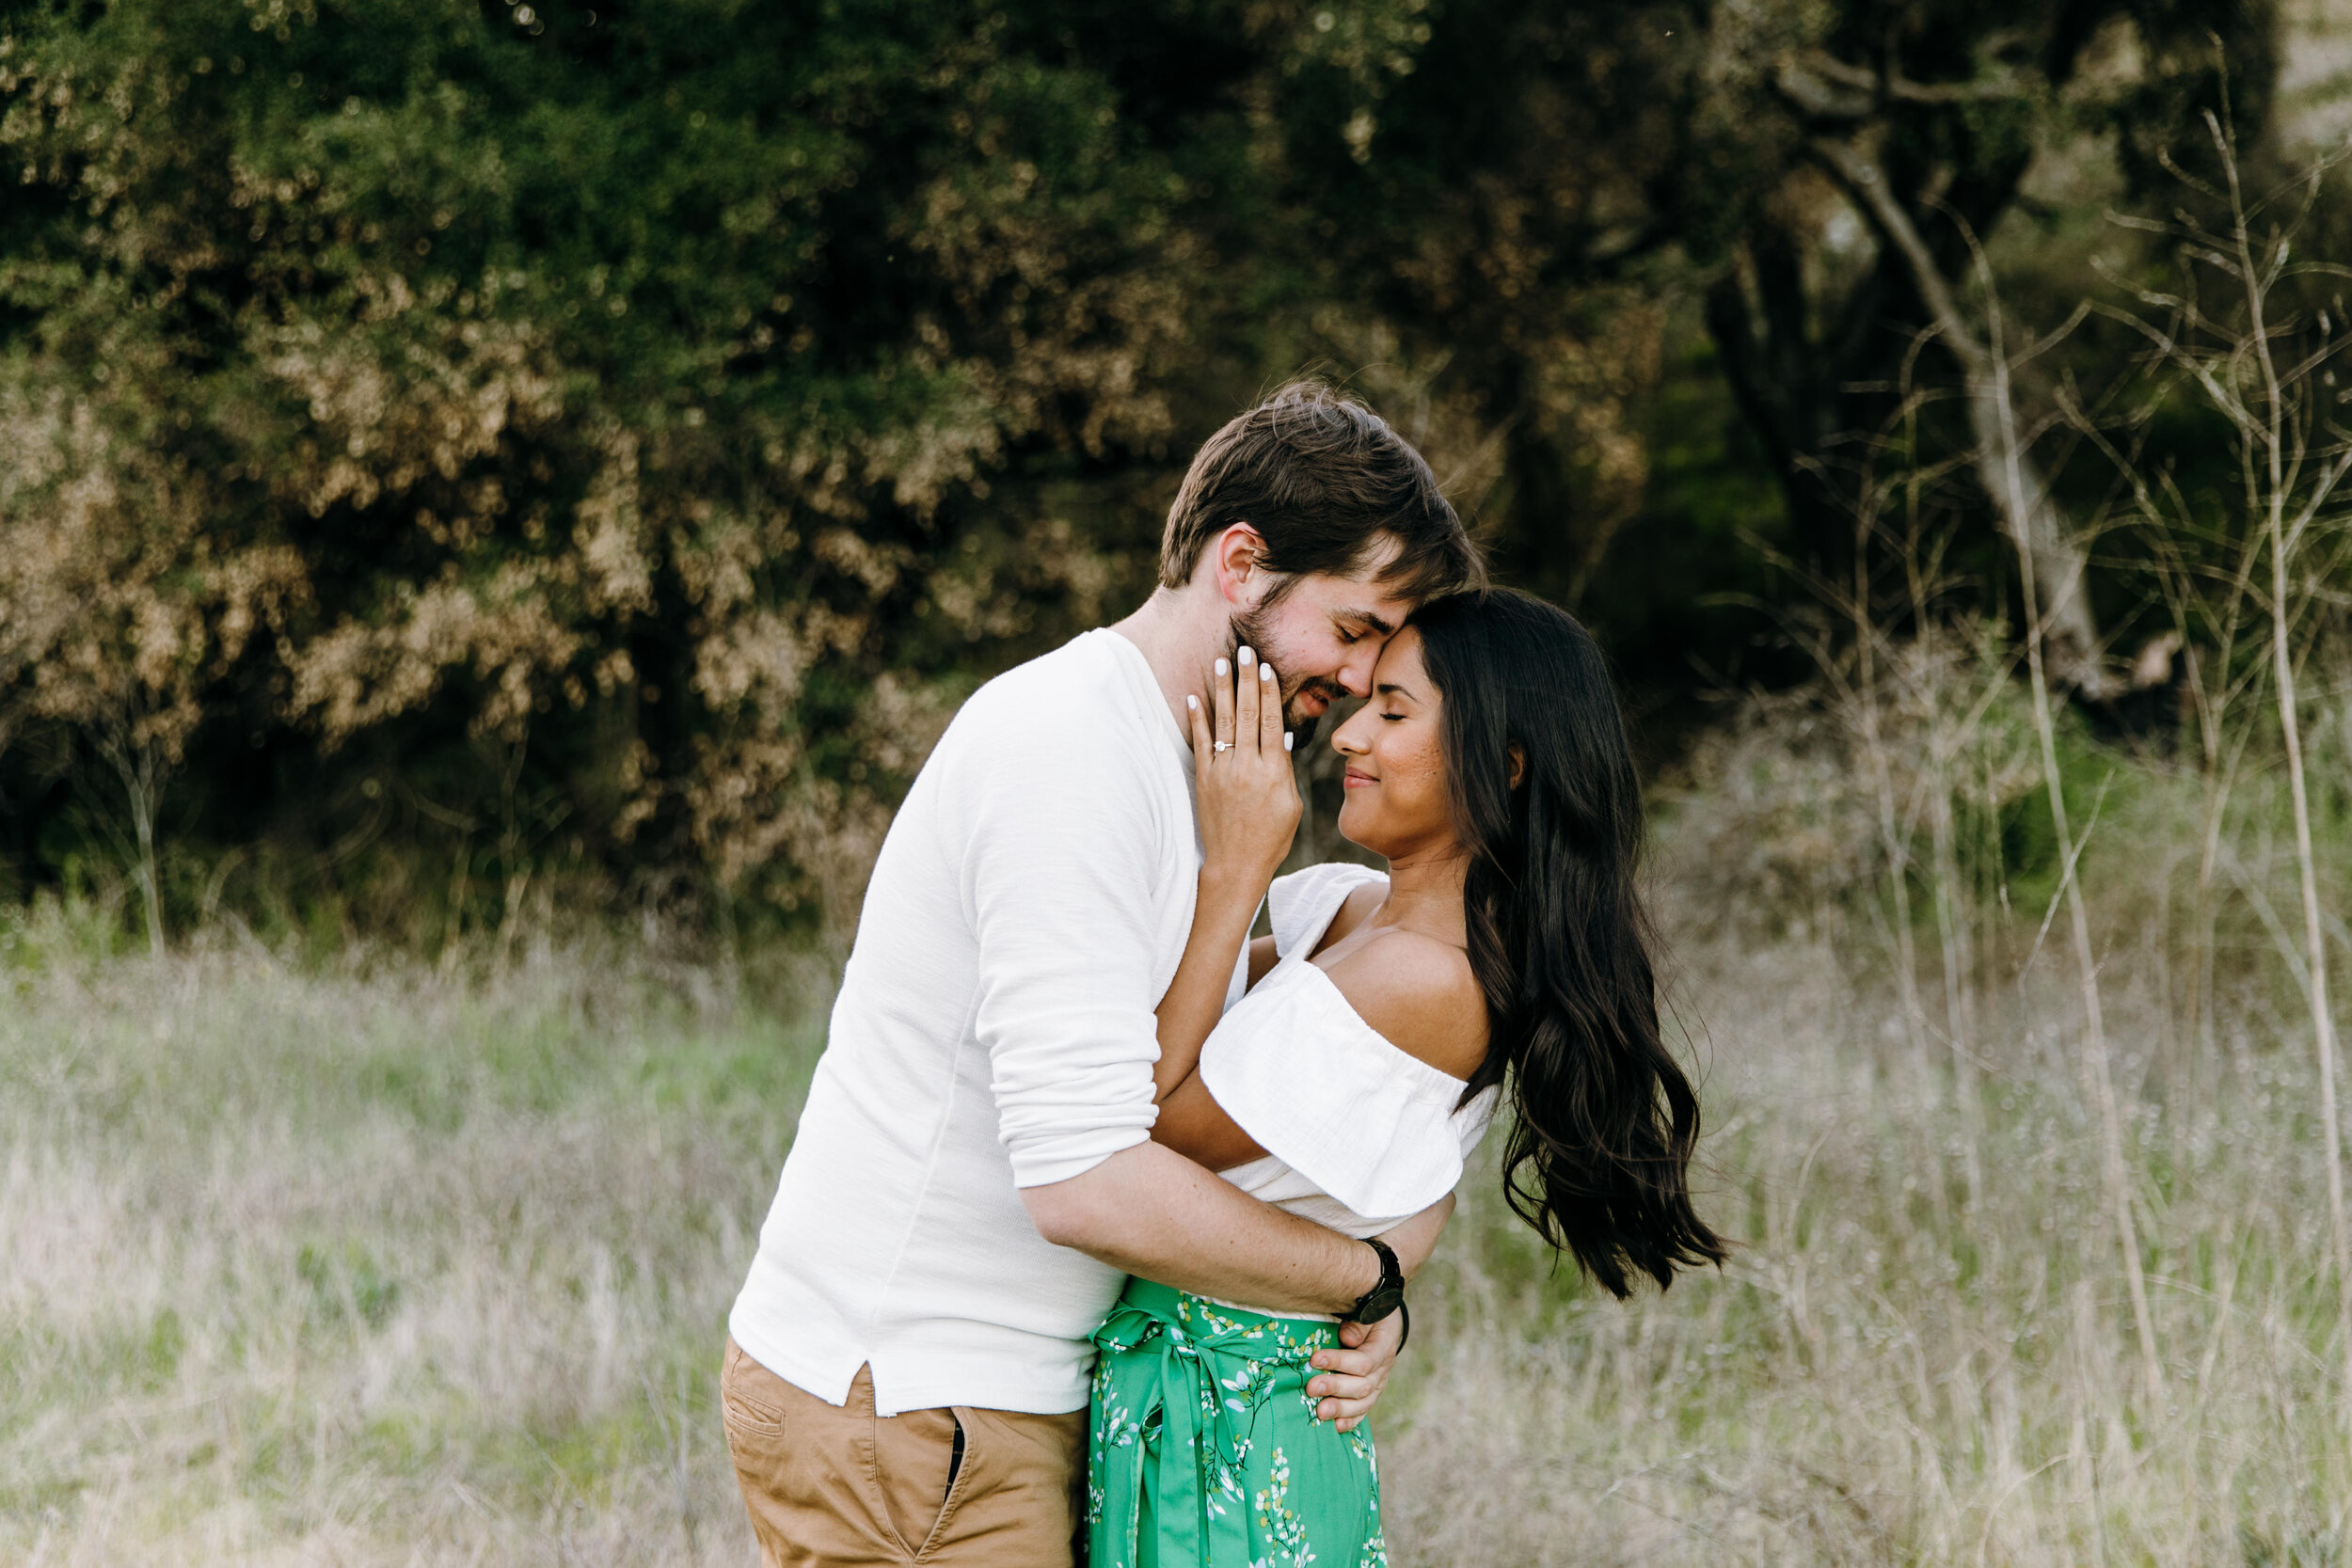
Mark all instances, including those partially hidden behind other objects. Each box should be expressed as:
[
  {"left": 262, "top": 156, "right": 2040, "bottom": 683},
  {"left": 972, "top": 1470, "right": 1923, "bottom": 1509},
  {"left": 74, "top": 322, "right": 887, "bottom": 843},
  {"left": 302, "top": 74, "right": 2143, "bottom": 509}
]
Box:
[{"left": 721, "top": 1337, "right": 1088, "bottom": 1567}]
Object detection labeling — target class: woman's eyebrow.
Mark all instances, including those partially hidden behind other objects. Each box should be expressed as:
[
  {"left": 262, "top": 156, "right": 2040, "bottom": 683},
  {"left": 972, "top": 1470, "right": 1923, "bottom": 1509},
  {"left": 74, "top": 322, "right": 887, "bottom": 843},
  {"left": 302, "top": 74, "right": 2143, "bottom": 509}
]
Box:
[{"left": 1375, "top": 681, "right": 1417, "bottom": 701}]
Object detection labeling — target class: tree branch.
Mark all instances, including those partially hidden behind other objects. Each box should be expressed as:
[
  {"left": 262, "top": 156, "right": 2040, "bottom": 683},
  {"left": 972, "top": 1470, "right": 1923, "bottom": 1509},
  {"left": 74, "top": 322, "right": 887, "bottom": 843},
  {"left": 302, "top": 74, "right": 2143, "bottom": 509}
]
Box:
[
  {"left": 1774, "top": 52, "right": 2035, "bottom": 122},
  {"left": 1808, "top": 133, "right": 2114, "bottom": 698}
]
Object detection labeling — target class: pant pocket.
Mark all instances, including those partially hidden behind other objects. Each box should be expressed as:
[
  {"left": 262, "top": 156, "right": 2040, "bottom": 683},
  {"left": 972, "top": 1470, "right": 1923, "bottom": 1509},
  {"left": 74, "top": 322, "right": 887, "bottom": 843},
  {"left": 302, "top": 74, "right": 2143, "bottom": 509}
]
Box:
[
  {"left": 871, "top": 1401, "right": 960, "bottom": 1557},
  {"left": 720, "top": 1340, "right": 790, "bottom": 1442},
  {"left": 949, "top": 1403, "right": 1088, "bottom": 1564}
]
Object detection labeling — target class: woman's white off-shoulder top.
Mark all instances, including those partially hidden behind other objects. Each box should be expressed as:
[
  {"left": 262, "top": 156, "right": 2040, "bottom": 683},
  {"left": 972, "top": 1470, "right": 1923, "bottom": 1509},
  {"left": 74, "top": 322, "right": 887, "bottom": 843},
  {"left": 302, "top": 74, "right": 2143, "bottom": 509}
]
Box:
[{"left": 1199, "top": 862, "right": 1502, "bottom": 1244}]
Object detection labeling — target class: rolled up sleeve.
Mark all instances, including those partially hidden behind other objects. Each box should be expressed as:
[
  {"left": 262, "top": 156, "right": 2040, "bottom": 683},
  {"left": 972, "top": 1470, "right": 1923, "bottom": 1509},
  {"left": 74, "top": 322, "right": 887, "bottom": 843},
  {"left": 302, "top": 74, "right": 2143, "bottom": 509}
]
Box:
[{"left": 956, "top": 708, "right": 1174, "bottom": 1189}]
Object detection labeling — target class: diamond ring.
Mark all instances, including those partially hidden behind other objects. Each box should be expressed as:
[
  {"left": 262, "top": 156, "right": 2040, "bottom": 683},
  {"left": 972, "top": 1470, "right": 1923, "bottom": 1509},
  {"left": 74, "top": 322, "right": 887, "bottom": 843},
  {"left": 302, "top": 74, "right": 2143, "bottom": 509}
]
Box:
[{"left": 1213, "top": 740, "right": 1232, "bottom": 752}]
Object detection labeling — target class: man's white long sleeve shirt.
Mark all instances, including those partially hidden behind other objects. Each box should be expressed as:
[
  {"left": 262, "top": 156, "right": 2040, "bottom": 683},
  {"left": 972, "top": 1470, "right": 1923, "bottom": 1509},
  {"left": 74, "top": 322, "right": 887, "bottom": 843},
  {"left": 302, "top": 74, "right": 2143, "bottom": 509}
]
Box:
[{"left": 728, "top": 628, "right": 1201, "bottom": 1416}]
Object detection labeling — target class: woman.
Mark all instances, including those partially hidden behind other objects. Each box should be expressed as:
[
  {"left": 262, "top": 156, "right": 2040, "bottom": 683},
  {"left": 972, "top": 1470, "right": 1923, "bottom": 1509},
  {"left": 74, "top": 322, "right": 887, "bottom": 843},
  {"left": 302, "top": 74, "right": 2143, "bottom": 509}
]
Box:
[{"left": 1088, "top": 587, "right": 1725, "bottom": 1568}]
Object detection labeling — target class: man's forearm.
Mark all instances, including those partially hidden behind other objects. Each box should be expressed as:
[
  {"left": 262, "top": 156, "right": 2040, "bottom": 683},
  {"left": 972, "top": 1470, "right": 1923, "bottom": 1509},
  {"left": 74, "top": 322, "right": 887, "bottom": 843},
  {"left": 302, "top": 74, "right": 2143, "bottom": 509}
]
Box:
[
  {"left": 1377, "top": 1191, "right": 1454, "bottom": 1281},
  {"left": 1022, "top": 1140, "right": 1383, "bottom": 1314}
]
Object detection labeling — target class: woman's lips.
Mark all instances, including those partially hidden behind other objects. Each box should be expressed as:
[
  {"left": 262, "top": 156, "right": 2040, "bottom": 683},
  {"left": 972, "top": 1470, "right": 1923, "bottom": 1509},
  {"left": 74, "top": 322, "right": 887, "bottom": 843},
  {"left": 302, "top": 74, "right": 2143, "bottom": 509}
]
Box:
[{"left": 1343, "top": 770, "right": 1375, "bottom": 789}]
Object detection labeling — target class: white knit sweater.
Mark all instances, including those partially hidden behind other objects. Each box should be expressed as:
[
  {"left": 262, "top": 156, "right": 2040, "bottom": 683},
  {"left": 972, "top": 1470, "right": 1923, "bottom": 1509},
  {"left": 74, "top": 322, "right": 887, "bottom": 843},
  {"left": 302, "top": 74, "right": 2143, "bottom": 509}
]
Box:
[{"left": 728, "top": 629, "right": 1203, "bottom": 1417}]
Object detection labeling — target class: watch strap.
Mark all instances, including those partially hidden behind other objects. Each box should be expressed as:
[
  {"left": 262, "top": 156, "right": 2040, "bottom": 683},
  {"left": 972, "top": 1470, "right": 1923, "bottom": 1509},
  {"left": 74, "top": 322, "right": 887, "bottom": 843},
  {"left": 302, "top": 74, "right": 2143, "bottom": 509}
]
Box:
[{"left": 1343, "top": 1237, "right": 1406, "bottom": 1323}]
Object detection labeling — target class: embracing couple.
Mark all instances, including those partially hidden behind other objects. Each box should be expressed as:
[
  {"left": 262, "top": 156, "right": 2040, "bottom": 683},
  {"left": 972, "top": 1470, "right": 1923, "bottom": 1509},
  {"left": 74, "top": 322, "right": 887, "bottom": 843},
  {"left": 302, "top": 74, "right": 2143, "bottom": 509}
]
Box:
[{"left": 720, "top": 383, "right": 1724, "bottom": 1567}]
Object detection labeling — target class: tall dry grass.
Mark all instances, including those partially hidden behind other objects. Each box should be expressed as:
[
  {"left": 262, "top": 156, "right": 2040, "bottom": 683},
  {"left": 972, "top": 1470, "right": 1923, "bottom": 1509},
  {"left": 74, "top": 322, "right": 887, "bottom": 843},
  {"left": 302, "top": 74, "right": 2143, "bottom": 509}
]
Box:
[
  {"left": 8, "top": 657, "right": 2352, "bottom": 1563},
  {"left": 0, "top": 911, "right": 824, "bottom": 1566},
  {"left": 1380, "top": 626, "right": 2352, "bottom": 1563}
]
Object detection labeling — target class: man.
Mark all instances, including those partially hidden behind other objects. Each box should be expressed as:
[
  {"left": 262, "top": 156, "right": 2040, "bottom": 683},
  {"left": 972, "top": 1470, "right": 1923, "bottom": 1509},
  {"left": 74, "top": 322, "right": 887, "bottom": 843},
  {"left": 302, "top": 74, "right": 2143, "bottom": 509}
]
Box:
[{"left": 723, "top": 381, "right": 1484, "bottom": 1566}]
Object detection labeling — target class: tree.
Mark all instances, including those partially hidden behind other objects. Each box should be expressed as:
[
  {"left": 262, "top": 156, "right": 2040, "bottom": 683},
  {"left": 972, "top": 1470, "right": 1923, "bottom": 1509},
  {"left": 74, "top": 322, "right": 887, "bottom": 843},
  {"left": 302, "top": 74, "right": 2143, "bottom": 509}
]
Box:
[
  {"left": 1700, "top": 0, "right": 2274, "bottom": 690},
  {"left": 0, "top": 0, "right": 1215, "bottom": 926},
  {"left": 1259, "top": 0, "right": 2276, "bottom": 693},
  {"left": 0, "top": 0, "right": 2296, "bottom": 932}
]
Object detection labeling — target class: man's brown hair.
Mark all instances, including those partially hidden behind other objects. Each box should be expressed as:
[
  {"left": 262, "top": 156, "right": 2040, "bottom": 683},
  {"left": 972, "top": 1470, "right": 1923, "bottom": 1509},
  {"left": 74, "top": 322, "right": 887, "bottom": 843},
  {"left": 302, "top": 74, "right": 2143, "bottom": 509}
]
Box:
[{"left": 1158, "top": 381, "right": 1483, "bottom": 602}]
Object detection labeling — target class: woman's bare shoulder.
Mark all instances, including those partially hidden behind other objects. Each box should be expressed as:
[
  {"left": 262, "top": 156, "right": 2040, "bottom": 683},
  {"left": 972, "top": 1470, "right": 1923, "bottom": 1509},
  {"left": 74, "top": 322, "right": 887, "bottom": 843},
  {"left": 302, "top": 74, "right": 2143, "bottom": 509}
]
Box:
[
  {"left": 1311, "top": 880, "right": 1389, "bottom": 954},
  {"left": 1318, "top": 929, "right": 1488, "bottom": 1081}
]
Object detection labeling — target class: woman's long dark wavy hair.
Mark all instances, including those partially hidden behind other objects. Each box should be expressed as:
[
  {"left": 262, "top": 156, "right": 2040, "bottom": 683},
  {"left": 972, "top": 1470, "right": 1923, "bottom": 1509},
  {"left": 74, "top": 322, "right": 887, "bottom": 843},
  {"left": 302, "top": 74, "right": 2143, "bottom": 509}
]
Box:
[{"left": 1410, "top": 588, "right": 1725, "bottom": 1296}]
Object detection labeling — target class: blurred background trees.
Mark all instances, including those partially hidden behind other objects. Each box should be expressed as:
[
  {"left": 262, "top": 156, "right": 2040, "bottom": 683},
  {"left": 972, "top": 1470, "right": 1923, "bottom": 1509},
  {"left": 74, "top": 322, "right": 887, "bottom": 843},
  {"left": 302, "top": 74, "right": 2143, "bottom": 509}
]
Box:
[{"left": 0, "top": 0, "right": 2320, "bottom": 944}]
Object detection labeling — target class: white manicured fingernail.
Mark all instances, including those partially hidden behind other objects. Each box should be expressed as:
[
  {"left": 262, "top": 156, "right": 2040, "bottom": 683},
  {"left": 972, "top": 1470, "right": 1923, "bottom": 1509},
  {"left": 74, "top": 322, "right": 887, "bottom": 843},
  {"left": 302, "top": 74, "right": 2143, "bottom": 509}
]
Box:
[
  {"left": 1215, "top": 658, "right": 1229, "bottom": 676},
  {"left": 1259, "top": 662, "right": 1273, "bottom": 682},
  {"left": 1237, "top": 645, "right": 1254, "bottom": 663},
  {"left": 1186, "top": 694, "right": 1198, "bottom": 710},
  {"left": 1283, "top": 734, "right": 1294, "bottom": 752}
]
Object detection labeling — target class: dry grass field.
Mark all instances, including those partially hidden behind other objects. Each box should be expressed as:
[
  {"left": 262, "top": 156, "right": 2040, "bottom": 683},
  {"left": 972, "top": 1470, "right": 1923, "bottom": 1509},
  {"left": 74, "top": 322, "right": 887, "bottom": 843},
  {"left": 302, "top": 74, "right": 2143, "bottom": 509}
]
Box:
[{"left": 5, "top": 701, "right": 2350, "bottom": 1566}]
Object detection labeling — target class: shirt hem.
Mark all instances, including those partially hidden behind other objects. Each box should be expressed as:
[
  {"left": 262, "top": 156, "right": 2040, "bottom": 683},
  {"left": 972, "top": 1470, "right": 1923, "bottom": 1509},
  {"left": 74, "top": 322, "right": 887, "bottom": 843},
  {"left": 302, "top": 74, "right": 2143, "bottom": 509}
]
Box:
[{"left": 726, "top": 1306, "right": 1096, "bottom": 1418}]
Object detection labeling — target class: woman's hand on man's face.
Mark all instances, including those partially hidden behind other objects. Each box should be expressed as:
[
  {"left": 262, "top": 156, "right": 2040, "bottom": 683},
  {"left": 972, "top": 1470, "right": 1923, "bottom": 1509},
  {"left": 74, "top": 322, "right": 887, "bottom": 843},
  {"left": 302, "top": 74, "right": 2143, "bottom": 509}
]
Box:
[{"left": 1187, "top": 644, "right": 1301, "bottom": 892}]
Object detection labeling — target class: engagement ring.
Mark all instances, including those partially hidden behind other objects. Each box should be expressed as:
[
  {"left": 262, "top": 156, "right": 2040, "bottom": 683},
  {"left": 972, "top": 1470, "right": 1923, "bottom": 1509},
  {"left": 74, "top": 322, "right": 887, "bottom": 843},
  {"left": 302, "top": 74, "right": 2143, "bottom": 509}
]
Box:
[{"left": 1213, "top": 740, "right": 1232, "bottom": 752}]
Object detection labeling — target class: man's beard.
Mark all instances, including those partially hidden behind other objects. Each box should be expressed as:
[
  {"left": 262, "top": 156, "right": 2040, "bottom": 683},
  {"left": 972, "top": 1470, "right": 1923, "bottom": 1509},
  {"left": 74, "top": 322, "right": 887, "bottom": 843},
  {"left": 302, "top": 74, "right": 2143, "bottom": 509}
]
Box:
[{"left": 1227, "top": 606, "right": 1345, "bottom": 747}]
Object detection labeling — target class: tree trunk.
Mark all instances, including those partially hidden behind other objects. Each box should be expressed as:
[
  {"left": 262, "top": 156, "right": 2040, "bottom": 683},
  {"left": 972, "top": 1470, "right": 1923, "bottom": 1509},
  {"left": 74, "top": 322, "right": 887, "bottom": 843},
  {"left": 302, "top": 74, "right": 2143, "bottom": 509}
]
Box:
[{"left": 1813, "top": 135, "right": 2114, "bottom": 700}]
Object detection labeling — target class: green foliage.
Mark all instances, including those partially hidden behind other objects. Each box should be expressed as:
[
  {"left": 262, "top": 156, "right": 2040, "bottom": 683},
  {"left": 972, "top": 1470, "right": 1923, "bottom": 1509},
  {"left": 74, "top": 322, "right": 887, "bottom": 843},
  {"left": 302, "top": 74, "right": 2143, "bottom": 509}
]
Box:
[
  {"left": 0, "top": 0, "right": 1214, "bottom": 926},
  {"left": 0, "top": 0, "right": 2315, "bottom": 944}
]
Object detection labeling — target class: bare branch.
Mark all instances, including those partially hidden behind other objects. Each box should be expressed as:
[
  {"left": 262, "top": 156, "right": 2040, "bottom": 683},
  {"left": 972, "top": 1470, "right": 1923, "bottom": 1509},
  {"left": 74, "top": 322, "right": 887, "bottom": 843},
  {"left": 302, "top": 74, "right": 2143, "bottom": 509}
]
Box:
[
  {"left": 1809, "top": 134, "right": 2113, "bottom": 697},
  {"left": 1796, "top": 49, "right": 2037, "bottom": 105}
]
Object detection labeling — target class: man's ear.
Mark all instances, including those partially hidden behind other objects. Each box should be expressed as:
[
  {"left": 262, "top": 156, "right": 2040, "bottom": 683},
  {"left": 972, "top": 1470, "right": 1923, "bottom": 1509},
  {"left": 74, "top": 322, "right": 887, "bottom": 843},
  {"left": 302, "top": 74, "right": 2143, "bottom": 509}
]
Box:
[
  {"left": 1507, "top": 744, "right": 1526, "bottom": 790},
  {"left": 1211, "top": 522, "right": 1269, "bottom": 606}
]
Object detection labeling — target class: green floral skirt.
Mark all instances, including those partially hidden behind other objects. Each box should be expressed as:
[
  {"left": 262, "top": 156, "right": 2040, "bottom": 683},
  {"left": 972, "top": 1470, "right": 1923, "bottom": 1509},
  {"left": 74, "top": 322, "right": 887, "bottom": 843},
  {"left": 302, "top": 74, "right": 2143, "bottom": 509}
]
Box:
[{"left": 1087, "top": 1276, "right": 1387, "bottom": 1568}]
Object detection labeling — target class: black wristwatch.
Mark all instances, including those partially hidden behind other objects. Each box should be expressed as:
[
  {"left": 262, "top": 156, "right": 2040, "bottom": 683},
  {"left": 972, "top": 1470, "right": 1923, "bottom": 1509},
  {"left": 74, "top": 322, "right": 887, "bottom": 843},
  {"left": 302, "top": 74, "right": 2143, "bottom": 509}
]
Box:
[{"left": 1342, "top": 1237, "right": 1406, "bottom": 1325}]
